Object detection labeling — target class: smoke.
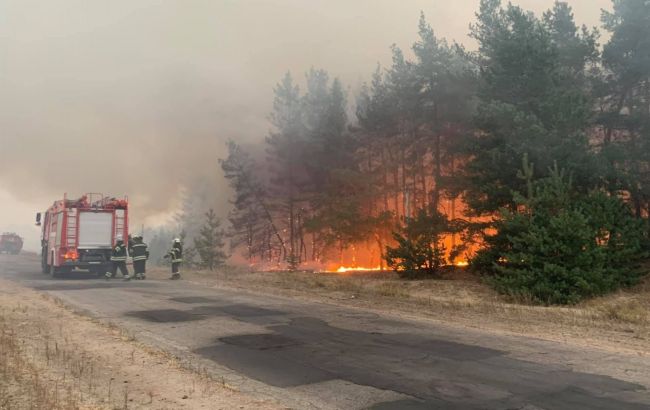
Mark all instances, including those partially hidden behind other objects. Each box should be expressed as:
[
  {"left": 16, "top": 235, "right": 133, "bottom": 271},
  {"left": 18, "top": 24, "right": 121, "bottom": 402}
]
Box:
[
  {"left": 0, "top": 0, "right": 609, "bottom": 232},
  {"left": 0, "top": 1, "right": 270, "bottom": 223}
]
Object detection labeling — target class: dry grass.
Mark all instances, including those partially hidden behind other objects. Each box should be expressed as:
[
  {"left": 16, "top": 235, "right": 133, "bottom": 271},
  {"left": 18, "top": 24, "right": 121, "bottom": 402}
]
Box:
[
  {"left": 585, "top": 277, "right": 650, "bottom": 326},
  {"left": 0, "top": 278, "right": 281, "bottom": 410},
  {"left": 374, "top": 282, "right": 411, "bottom": 298},
  {"left": 598, "top": 300, "right": 648, "bottom": 324},
  {"left": 0, "top": 303, "right": 101, "bottom": 410}
]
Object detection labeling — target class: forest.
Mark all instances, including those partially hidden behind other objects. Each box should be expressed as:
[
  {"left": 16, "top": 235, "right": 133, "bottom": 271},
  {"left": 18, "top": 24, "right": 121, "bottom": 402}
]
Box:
[{"left": 195, "top": 0, "right": 649, "bottom": 304}]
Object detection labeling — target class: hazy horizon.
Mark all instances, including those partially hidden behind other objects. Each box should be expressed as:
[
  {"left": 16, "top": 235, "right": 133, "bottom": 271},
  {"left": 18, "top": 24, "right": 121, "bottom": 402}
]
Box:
[{"left": 0, "top": 0, "right": 611, "bottom": 250}]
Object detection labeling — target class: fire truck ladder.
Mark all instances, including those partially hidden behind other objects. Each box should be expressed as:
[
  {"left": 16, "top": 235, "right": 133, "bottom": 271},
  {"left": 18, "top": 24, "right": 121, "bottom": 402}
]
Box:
[
  {"left": 65, "top": 209, "right": 78, "bottom": 249},
  {"left": 114, "top": 210, "right": 126, "bottom": 242}
]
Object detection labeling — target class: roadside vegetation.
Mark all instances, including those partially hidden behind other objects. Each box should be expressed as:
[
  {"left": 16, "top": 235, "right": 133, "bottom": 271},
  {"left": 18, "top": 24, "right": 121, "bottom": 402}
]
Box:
[
  {"left": 138, "top": 0, "right": 650, "bottom": 307},
  {"left": 0, "top": 277, "right": 278, "bottom": 410}
]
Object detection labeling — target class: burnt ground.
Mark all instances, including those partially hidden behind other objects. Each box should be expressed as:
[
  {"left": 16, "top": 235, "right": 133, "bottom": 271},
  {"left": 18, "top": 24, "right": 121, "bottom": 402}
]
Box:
[{"left": 2, "top": 254, "right": 650, "bottom": 410}]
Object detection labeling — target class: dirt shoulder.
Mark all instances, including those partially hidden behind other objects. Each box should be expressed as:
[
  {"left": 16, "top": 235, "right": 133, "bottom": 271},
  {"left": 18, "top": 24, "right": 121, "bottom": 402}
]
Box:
[
  {"left": 0, "top": 278, "right": 281, "bottom": 410},
  {"left": 147, "top": 266, "right": 650, "bottom": 356}
]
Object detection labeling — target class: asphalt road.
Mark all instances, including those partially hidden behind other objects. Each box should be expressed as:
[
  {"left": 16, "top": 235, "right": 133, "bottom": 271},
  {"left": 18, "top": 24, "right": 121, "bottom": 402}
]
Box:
[{"left": 1, "top": 254, "right": 649, "bottom": 410}]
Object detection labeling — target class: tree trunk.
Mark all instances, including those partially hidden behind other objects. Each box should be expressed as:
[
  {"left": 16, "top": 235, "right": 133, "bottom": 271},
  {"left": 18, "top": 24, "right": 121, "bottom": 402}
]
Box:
[
  {"left": 288, "top": 196, "right": 296, "bottom": 268},
  {"left": 381, "top": 148, "right": 390, "bottom": 212},
  {"left": 297, "top": 211, "right": 307, "bottom": 263},
  {"left": 419, "top": 150, "right": 426, "bottom": 210},
  {"left": 374, "top": 233, "right": 385, "bottom": 271},
  {"left": 433, "top": 132, "right": 441, "bottom": 212},
  {"left": 401, "top": 146, "right": 408, "bottom": 218},
  {"left": 388, "top": 148, "right": 400, "bottom": 218},
  {"left": 247, "top": 222, "right": 253, "bottom": 265},
  {"left": 450, "top": 154, "right": 457, "bottom": 252},
  {"left": 432, "top": 103, "right": 441, "bottom": 212}
]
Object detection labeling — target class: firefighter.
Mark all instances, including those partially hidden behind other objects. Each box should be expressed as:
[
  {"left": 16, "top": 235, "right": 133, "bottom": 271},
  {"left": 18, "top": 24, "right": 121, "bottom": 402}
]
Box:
[
  {"left": 105, "top": 236, "right": 129, "bottom": 279},
  {"left": 127, "top": 234, "right": 149, "bottom": 280},
  {"left": 164, "top": 238, "right": 183, "bottom": 280}
]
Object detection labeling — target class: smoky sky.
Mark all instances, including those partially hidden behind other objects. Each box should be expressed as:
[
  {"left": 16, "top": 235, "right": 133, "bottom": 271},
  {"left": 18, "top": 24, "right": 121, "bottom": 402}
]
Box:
[{"left": 0, "top": 0, "right": 610, "bottom": 248}]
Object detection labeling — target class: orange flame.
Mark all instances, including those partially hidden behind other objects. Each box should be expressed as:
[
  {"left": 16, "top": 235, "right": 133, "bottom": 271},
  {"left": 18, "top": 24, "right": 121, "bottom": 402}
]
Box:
[
  {"left": 335, "top": 266, "right": 382, "bottom": 273},
  {"left": 329, "top": 261, "right": 468, "bottom": 273}
]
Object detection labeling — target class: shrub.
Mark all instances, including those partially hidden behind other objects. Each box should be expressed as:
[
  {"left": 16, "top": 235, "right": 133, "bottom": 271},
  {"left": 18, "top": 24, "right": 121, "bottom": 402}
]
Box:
[
  {"left": 385, "top": 209, "right": 449, "bottom": 278},
  {"left": 483, "top": 164, "right": 647, "bottom": 304}
]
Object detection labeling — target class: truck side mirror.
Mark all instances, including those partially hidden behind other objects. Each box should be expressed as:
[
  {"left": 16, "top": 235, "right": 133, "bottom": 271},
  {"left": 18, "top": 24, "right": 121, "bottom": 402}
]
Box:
[{"left": 35, "top": 212, "right": 41, "bottom": 226}]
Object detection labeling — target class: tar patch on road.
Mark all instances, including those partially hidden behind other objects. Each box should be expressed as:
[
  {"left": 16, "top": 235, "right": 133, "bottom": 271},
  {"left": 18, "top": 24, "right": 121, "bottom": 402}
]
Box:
[
  {"left": 34, "top": 282, "right": 152, "bottom": 291},
  {"left": 194, "top": 316, "right": 648, "bottom": 409},
  {"left": 180, "top": 304, "right": 287, "bottom": 325},
  {"left": 125, "top": 309, "right": 204, "bottom": 323},
  {"left": 169, "top": 296, "right": 220, "bottom": 304},
  {"left": 125, "top": 303, "right": 286, "bottom": 325},
  {"left": 221, "top": 333, "right": 303, "bottom": 350},
  {"left": 369, "top": 399, "right": 444, "bottom": 409},
  {"left": 211, "top": 304, "right": 284, "bottom": 317}
]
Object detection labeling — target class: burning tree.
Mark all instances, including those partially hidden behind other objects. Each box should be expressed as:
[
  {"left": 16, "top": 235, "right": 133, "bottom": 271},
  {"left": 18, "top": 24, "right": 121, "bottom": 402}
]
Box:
[{"left": 219, "top": 1, "right": 649, "bottom": 304}]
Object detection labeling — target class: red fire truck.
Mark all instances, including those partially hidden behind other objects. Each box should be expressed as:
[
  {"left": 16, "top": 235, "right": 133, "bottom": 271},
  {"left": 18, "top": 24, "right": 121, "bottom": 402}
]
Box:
[{"left": 36, "top": 193, "right": 129, "bottom": 277}]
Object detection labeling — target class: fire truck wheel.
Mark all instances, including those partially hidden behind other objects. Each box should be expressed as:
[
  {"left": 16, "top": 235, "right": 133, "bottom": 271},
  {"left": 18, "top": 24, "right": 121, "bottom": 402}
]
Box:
[
  {"left": 41, "top": 248, "right": 49, "bottom": 274},
  {"left": 49, "top": 265, "right": 69, "bottom": 278}
]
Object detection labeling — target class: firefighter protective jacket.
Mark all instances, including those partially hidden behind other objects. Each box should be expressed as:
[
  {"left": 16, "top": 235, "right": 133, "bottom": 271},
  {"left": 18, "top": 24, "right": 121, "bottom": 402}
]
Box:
[
  {"left": 110, "top": 242, "right": 127, "bottom": 262},
  {"left": 168, "top": 246, "right": 183, "bottom": 263},
  {"left": 130, "top": 241, "right": 149, "bottom": 262}
]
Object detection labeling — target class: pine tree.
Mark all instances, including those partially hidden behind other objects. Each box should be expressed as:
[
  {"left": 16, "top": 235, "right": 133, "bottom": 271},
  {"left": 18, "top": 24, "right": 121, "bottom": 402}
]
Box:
[
  {"left": 385, "top": 208, "right": 451, "bottom": 278},
  {"left": 412, "top": 12, "right": 476, "bottom": 210},
  {"left": 486, "top": 160, "right": 646, "bottom": 304},
  {"left": 220, "top": 140, "right": 285, "bottom": 263},
  {"left": 266, "top": 72, "right": 305, "bottom": 269},
  {"left": 301, "top": 69, "right": 369, "bottom": 262},
  {"left": 464, "top": 0, "right": 596, "bottom": 216},
  {"left": 193, "top": 209, "right": 227, "bottom": 270},
  {"left": 543, "top": 1, "right": 599, "bottom": 76},
  {"left": 600, "top": 0, "right": 650, "bottom": 225},
  {"left": 179, "top": 230, "right": 197, "bottom": 268}
]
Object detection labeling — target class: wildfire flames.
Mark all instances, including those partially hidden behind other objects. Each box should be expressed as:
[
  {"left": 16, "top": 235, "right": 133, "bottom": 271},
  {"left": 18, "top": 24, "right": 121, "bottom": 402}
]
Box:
[
  {"left": 328, "top": 260, "right": 469, "bottom": 273},
  {"left": 335, "top": 266, "right": 382, "bottom": 273}
]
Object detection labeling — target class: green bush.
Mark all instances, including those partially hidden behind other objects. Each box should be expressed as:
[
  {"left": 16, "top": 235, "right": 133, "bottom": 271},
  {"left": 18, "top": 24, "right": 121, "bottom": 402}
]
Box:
[
  {"left": 482, "top": 165, "right": 647, "bottom": 304},
  {"left": 385, "top": 209, "right": 449, "bottom": 278}
]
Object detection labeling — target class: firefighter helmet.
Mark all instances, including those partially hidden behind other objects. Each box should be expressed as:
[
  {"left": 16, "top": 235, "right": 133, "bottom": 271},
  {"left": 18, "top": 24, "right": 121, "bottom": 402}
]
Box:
[{"left": 173, "top": 238, "right": 181, "bottom": 243}]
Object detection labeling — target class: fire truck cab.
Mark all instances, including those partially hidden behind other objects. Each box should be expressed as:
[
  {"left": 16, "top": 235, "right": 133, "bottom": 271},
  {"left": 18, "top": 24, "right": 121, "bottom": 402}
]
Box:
[
  {"left": 0, "top": 233, "right": 23, "bottom": 254},
  {"left": 36, "top": 193, "right": 128, "bottom": 277}
]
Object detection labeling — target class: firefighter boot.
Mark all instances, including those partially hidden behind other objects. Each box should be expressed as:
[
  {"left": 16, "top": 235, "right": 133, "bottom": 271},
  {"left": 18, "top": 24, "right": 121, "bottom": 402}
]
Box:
[
  {"left": 105, "top": 272, "right": 112, "bottom": 280},
  {"left": 170, "top": 273, "right": 181, "bottom": 280}
]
